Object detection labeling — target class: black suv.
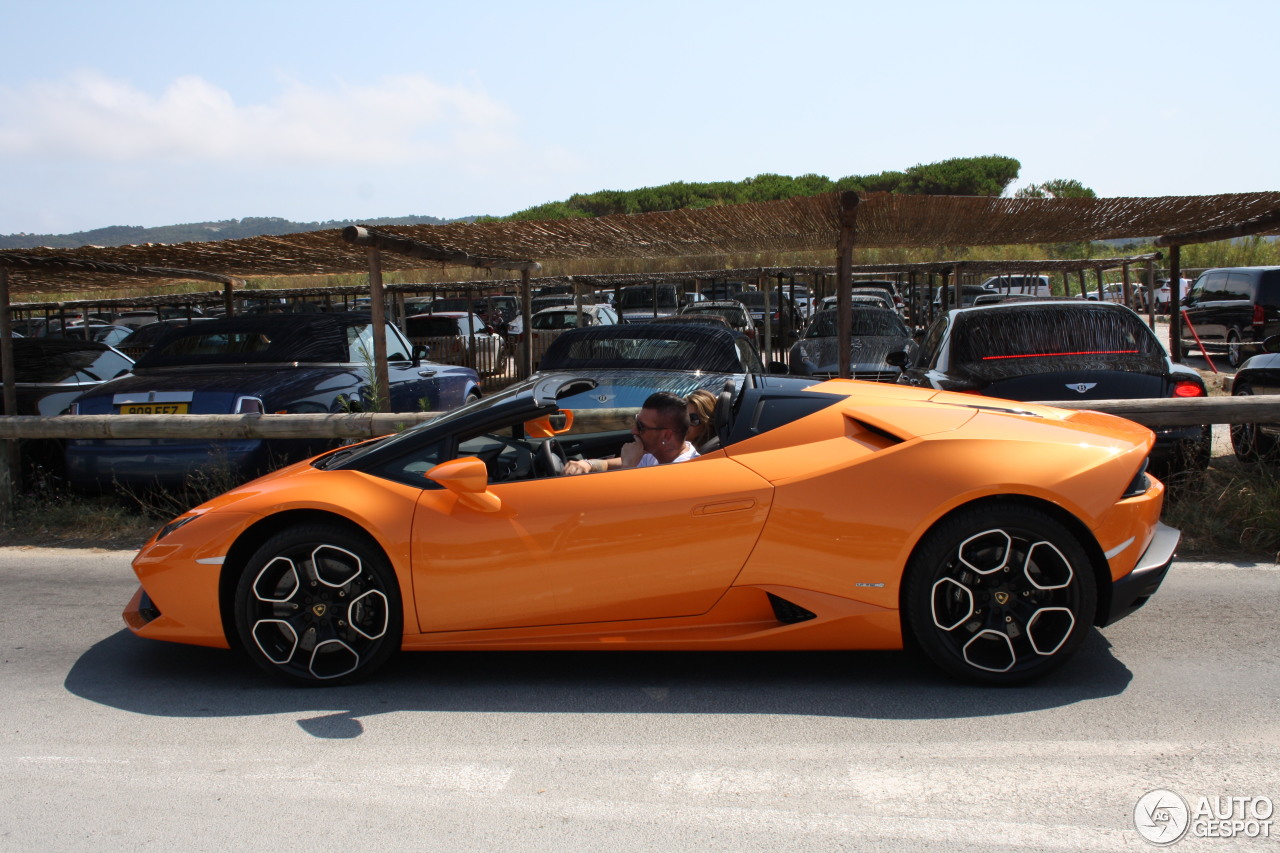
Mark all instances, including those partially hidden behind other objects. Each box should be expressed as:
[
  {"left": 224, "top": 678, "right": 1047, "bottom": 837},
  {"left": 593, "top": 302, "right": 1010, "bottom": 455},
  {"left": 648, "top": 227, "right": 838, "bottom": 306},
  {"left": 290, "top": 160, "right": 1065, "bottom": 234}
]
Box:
[{"left": 1179, "top": 266, "right": 1280, "bottom": 368}]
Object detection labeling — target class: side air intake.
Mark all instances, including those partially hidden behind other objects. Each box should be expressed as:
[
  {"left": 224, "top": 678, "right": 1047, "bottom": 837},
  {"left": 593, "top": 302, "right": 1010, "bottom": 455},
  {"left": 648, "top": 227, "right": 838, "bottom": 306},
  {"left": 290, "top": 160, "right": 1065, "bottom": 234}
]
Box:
[{"left": 768, "top": 593, "right": 817, "bottom": 624}]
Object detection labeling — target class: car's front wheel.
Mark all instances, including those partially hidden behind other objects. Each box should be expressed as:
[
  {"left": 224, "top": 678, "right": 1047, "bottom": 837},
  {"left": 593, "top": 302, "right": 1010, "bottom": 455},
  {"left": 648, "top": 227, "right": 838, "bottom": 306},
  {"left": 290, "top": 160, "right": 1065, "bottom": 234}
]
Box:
[
  {"left": 234, "top": 524, "right": 402, "bottom": 684},
  {"left": 903, "top": 503, "right": 1097, "bottom": 684}
]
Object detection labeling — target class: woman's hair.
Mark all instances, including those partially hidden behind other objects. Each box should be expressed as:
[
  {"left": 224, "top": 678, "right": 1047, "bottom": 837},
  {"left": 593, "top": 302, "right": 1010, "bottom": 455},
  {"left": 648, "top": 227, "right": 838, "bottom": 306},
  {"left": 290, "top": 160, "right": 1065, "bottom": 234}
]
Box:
[{"left": 686, "top": 389, "right": 718, "bottom": 445}]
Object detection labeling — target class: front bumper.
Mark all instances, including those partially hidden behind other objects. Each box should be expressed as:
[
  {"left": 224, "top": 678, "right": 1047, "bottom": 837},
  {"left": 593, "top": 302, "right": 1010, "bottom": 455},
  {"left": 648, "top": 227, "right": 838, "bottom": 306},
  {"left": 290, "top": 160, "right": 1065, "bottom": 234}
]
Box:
[{"left": 1100, "top": 521, "right": 1180, "bottom": 626}]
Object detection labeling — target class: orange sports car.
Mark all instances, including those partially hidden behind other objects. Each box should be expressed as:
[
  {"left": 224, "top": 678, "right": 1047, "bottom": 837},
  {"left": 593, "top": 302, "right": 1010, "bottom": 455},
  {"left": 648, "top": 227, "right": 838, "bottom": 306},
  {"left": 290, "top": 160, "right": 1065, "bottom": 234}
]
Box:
[{"left": 125, "top": 370, "right": 1179, "bottom": 685}]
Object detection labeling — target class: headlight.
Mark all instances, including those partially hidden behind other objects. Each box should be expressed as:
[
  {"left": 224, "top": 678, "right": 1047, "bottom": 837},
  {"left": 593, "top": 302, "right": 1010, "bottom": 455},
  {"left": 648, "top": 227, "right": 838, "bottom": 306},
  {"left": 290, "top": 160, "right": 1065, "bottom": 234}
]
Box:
[{"left": 155, "top": 514, "right": 198, "bottom": 542}]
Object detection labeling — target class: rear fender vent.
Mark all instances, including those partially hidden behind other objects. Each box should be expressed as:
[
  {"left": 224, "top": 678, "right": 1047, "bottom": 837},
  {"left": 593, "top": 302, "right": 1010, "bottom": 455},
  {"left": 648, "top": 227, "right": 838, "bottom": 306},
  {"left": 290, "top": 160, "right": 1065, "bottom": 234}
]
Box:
[{"left": 768, "top": 593, "right": 817, "bottom": 624}]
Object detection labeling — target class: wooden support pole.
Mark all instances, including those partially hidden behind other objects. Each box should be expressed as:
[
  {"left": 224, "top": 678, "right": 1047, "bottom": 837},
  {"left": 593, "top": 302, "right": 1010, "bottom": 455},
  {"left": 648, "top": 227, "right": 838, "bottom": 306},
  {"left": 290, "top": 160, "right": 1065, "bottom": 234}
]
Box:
[
  {"left": 1169, "top": 244, "right": 1183, "bottom": 362},
  {"left": 0, "top": 269, "right": 13, "bottom": 524},
  {"left": 836, "top": 192, "right": 859, "bottom": 379},
  {"left": 1146, "top": 259, "right": 1156, "bottom": 328},
  {"left": 366, "top": 247, "right": 391, "bottom": 412},
  {"left": 520, "top": 268, "right": 533, "bottom": 378},
  {"left": 1122, "top": 263, "right": 1131, "bottom": 308}
]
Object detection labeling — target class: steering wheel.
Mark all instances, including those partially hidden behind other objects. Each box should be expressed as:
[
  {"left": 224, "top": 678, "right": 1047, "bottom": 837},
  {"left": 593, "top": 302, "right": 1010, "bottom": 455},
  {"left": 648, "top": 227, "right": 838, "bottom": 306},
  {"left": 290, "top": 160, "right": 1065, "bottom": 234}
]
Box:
[{"left": 535, "top": 438, "right": 567, "bottom": 477}]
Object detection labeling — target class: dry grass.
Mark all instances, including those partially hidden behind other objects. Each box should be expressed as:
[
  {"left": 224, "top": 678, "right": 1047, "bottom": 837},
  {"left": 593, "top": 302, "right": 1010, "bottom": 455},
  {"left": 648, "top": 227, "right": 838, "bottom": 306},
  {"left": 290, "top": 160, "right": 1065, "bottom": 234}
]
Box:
[
  {"left": 1163, "top": 459, "right": 1280, "bottom": 562},
  {"left": 0, "top": 492, "right": 159, "bottom": 549}
]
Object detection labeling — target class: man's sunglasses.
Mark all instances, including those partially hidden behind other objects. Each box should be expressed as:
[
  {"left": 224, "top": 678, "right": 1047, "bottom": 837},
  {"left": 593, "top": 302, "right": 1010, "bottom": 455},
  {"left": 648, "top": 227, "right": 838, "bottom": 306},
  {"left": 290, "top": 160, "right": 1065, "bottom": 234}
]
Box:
[{"left": 634, "top": 415, "right": 667, "bottom": 433}]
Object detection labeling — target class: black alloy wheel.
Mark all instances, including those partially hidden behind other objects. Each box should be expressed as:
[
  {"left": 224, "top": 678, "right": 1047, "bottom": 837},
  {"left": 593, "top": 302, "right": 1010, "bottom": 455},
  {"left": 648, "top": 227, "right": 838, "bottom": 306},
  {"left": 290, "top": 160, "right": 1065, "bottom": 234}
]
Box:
[
  {"left": 903, "top": 503, "right": 1097, "bottom": 684},
  {"left": 1226, "top": 331, "right": 1245, "bottom": 369},
  {"left": 1230, "top": 383, "right": 1280, "bottom": 463},
  {"left": 234, "top": 524, "right": 402, "bottom": 684}
]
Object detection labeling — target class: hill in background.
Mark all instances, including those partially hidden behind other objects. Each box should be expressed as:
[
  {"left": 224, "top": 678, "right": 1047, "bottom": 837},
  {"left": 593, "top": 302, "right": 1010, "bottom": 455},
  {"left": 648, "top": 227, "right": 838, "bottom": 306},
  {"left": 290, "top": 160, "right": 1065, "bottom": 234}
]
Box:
[
  {"left": 3, "top": 154, "right": 1042, "bottom": 249},
  {"left": 0, "top": 214, "right": 477, "bottom": 251}
]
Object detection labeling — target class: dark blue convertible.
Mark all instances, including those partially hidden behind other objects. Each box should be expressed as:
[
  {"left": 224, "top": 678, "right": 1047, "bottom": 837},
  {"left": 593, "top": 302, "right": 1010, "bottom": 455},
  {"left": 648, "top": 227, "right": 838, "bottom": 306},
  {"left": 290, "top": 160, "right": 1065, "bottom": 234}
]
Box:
[{"left": 65, "top": 313, "right": 481, "bottom": 491}]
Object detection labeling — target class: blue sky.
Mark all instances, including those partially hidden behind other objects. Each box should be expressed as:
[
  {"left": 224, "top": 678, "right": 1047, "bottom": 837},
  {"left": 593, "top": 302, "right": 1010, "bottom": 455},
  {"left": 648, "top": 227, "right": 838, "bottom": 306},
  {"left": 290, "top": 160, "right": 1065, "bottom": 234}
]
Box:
[{"left": 2, "top": 0, "right": 1276, "bottom": 234}]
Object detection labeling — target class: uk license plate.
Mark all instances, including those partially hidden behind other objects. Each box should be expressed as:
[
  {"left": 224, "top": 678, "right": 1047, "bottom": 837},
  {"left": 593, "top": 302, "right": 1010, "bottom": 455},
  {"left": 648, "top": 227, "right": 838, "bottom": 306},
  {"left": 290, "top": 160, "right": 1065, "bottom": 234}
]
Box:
[{"left": 119, "top": 403, "right": 189, "bottom": 415}]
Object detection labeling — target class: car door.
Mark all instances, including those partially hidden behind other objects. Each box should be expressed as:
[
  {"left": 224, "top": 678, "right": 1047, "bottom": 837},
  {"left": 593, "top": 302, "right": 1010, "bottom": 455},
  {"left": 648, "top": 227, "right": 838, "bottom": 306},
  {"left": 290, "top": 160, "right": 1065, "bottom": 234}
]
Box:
[{"left": 410, "top": 456, "right": 773, "bottom": 632}]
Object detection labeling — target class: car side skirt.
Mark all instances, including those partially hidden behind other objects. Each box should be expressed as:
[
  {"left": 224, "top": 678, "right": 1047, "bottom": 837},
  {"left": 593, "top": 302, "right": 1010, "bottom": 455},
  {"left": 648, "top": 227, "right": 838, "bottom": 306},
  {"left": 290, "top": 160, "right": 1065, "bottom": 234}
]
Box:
[{"left": 399, "top": 585, "right": 904, "bottom": 652}]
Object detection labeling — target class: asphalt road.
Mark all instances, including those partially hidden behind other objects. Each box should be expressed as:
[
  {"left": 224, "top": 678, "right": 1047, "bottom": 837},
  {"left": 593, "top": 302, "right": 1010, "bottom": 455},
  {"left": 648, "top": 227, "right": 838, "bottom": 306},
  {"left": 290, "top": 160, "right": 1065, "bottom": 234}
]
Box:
[{"left": 1, "top": 548, "right": 1277, "bottom": 852}]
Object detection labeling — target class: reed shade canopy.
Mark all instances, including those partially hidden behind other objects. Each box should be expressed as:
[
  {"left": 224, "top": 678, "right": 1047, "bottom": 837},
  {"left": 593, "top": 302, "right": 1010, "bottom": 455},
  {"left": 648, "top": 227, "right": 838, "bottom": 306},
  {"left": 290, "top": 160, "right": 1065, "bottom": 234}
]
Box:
[
  {"left": 4, "top": 190, "right": 1280, "bottom": 379},
  {"left": 4, "top": 191, "right": 1280, "bottom": 295}
]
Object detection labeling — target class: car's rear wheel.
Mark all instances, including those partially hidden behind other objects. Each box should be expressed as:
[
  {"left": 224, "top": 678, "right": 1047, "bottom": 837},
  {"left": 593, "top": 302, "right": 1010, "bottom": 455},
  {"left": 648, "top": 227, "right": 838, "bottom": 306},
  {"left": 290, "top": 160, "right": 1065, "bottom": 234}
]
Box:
[
  {"left": 234, "top": 524, "right": 402, "bottom": 685},
  {"left": 1226, "top": 331, "right": 1245, "bottom": 369},
  {"left": 1230, "top": 383, "right": 1279, "bottom": 463},
  {"left": 903, "top": 503, "right": 1097, "bottom": 684}
]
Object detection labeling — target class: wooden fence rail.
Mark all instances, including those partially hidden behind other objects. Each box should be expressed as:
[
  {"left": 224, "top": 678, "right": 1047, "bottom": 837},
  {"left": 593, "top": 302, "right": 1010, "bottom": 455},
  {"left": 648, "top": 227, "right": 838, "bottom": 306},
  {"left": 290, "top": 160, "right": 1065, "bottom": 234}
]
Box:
[
  {"left": 2, "top": 395, "right": 1279, "bottom": 523},
  {"left": 0, "top": 395, "right": 1277, "bottom": 441}
]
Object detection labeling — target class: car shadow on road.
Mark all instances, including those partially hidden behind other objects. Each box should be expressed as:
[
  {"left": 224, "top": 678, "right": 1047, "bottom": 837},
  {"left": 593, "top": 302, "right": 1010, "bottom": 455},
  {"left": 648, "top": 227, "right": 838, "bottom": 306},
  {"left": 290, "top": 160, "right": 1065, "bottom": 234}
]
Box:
[{"left": 64, "top": 628, "right": 1132, "bottom": 738}]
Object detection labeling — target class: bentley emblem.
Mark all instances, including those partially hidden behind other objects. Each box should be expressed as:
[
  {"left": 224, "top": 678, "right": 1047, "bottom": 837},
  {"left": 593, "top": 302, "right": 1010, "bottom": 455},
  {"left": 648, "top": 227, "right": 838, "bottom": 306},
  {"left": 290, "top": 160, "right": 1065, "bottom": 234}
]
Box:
[
  {"left": 312, "top": 603, "right": 328, "bottom": 617},
  {"left": 1067, "top": 382, "right": 1097, "bottom": 394},
  {"left": 993, "top": 591, "right": 1010, "bottom": 605}
]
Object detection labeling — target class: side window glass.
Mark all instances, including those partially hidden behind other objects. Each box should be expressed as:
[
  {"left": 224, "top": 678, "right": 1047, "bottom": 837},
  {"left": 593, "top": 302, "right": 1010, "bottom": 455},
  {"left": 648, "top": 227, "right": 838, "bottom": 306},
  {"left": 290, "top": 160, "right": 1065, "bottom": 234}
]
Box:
[
  {"left": 1204, "top": 273, "right": 1230, "bottom": 300},
  {"left": 347, "top": 325, "right": 375, "bottom": 363},
  {"left": 1225, "top": 272, "right": 1252, "bottom": 300},
  {"left": 1188, "top": 276, "right": 1207, "bottom": 301},
  {"left": 919, "top": 318, "right": 946, "bottom": 367},
  {"left": 384, "top": 326, "right": 410, "bottom": 362}
]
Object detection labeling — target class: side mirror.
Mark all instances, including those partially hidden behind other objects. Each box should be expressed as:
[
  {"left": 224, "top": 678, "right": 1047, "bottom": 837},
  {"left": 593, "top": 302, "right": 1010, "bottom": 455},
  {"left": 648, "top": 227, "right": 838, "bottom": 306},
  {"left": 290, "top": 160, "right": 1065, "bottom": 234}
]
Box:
[
  {"left": 886, "top": 350, "right": 909, "bottom": 368},
  {"left": 426, "top": 457, "right": 502, "bottom": 512},
  {"left": 1263, "top": 335, "right": 1280, "bottom": 355},
  {"left": 525, "top": 409, "right": 575, "bottom": 437},
  {"left": 412, "top": 344, "right": 431, "bottom": 364},
  {"left": 767, "top": 360, "right": 790, "bottom": 375}
]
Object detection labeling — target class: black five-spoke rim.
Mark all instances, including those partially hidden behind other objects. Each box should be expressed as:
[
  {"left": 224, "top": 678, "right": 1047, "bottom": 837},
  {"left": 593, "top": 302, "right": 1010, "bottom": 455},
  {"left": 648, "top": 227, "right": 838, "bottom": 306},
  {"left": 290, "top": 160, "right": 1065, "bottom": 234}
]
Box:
[
  {"left": 929, "top": 527, "right": 1082, "bottom": 675},
  {"left": 246, "top": 544, "right": 390, "bottom": 680}
]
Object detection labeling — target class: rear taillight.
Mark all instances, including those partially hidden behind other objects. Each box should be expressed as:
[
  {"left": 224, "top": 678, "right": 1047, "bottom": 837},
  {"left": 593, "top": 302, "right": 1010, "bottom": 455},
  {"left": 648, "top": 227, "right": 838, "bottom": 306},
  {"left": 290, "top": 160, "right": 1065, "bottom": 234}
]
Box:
[
  {"left": 1254, "top": 304, "right": 1266, "bottom": 328},
  {"left": 1172, "top": 381, "right": 1205, "bottom": 398}
]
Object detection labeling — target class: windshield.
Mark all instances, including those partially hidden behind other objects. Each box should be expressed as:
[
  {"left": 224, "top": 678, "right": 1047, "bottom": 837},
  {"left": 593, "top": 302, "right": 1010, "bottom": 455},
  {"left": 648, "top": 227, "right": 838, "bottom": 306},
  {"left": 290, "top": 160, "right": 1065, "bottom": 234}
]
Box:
[
  {"left": 951, "top": 305, "right": 1167, "bottom": 378},
  {"left": 804, "top": 310, "right": 908, "bottom": 338},
  {"left": 618, "top": 286, "right": 679, "bottom": 309}
]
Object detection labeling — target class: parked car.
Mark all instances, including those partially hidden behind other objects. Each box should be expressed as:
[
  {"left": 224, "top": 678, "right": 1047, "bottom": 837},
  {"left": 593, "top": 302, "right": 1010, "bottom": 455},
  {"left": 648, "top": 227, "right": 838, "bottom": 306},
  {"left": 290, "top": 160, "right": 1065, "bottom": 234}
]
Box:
[
  {"left": 890, "top": 301, "right": 1212, "bottom": 476},
  {"left": 735, "top": 290, "right": 802, "bottom": 339},
  {"left": 409, "top": 295, "right": 519, "bottom": 335},
  {"left": 675, "top": 299, "right": 756, "bottom": 339},
  {"left": 539, "top": 322, "right": 779, "bottom": 379},
  {"left": 1178, "top": 266, "right": 1280, "bottom": 368},
  {"left": 403, "top": 311, "right": 505, "bottom": 375},
  {"left": 122, "top": 365, "right": 1177, "bottom": 685},
  {"left": 114, "top": 317, "right": 216, "bottom": 361},
  {"left": 1084, "top": 283, "right": 1129, "bottom": 303},
  {"left": 933, "top": 284, "right": 998, "bottom": 309},
  {"left": 1227, "top": 333, "right": 1280, "bottom": 463},
  {"left": 3, "top": 338, "right": 134, "bottom": 487},
  {"left": 616, "top": 283, "right": 686, "bottom": 322},
  {"left": 980, "top": 275, "right": 1052, "bottom": 298},
  {"left": 789, "top": 307, "right": 917, "bottom": 381},
  {"left": 65, "top": 313, "right": 481, "bottom": 491},
  {"left": 526, "top": 304, "right": 619, "bottom": 369},
  {"left": 849, "top": 280, "right": 905, "bottom": 312},
  {"left": 822, "top": 289, "right": 899, "bottom": 313}
]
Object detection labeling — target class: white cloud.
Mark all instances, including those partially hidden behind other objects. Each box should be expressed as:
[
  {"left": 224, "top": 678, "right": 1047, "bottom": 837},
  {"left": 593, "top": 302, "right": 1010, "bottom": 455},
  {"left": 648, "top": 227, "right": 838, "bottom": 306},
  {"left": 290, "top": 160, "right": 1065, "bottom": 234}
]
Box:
[{"left": 0, "top": 71, "right": 519, "bottom": 166}]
